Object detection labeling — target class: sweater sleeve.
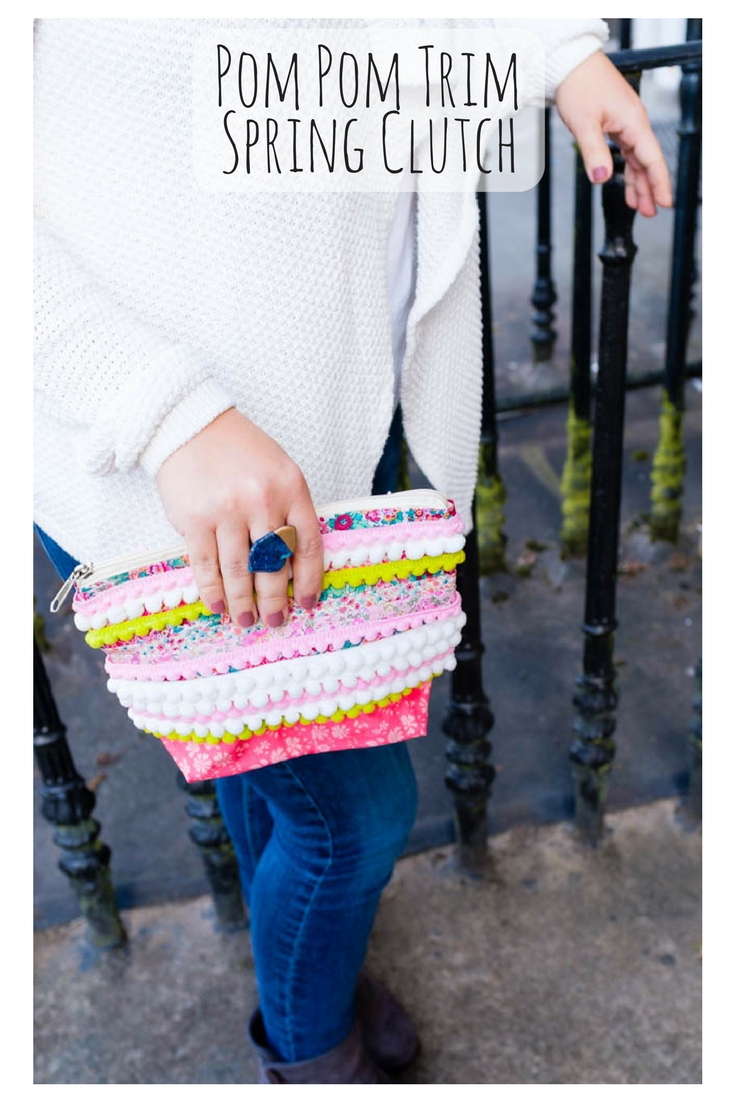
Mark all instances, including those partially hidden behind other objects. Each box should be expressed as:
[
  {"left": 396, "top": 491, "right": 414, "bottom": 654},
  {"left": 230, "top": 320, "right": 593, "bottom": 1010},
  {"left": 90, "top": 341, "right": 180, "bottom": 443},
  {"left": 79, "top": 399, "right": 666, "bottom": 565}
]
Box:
[
  {"left": 33, "top": 217, "right": 236, "bottom": 480},
  {"left": 490, "top": 18, "right": 610, "bottom": 101}
]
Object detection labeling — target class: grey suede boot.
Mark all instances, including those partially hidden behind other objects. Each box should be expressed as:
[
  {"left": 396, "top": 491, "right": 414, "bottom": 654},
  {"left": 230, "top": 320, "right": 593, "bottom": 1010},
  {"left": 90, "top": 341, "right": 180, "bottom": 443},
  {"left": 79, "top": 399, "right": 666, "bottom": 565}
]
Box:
[
  {"left": 248, "top": 1008, "right": 393, "bottom": 1084},
  {"left": 247, "top": 973, "right": 420, "bottom": 1082},
  {"left": 355, "top": 971, "right": 420, "bottom": 1073}
]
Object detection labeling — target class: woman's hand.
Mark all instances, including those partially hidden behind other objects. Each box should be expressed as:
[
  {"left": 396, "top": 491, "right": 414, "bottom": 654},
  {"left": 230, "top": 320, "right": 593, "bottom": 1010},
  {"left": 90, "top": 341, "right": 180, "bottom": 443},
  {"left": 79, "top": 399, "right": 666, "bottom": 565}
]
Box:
[
  {"left": 155, "top": 408, "right": 323, "bottom": 627},
  {"left": 555, "top": 50, "right": 673, "bottom": 217}
]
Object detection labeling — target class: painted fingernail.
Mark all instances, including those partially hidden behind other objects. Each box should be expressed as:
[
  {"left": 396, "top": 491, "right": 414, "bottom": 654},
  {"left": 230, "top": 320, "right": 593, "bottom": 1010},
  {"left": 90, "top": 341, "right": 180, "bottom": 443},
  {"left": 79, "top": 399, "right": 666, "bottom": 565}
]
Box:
[
  {"left": 266, "top": 611, "right": 284, "bottom": 628},
  {"left": 238, "top": 611, "right": 255, "bottom": 629},
  {"left": 301, "top": 595, "right": 318, "bottom": 611},
  {"left": 210, "top": 600, "right": 225, "bottom": 615},
  {"left": 593, "top": 166, "right": 607, "bottom": 183}
]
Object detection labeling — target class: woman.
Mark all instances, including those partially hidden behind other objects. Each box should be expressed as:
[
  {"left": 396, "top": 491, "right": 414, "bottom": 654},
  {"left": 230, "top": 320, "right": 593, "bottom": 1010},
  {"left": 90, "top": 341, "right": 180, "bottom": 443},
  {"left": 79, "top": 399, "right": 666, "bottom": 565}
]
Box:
[{"left": 34, "top": 17, "right": 671, "bottom": 1083}]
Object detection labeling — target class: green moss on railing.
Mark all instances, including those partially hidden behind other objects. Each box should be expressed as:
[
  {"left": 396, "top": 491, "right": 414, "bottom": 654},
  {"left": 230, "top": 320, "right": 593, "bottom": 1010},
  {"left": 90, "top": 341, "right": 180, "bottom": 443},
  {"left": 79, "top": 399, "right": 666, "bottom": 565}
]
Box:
[
  {"left": 650, "top": 395, "right": 686, "bottom": 542},
  {"left": 560, "top": 402, "right": 592, "bottom": 557},
  {"left": 34, "top": 597, "right": 51, "bottom": 653},
  {"left": 475, "top": 442, "right": 508, "bottom": 575}
]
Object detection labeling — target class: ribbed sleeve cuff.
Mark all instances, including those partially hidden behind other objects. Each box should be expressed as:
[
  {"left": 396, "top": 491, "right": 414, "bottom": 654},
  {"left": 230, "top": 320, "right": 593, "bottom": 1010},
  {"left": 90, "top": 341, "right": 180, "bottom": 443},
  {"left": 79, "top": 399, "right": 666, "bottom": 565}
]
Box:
[{"left": 139, "top": 378, "right": 235, "bottom": 478}]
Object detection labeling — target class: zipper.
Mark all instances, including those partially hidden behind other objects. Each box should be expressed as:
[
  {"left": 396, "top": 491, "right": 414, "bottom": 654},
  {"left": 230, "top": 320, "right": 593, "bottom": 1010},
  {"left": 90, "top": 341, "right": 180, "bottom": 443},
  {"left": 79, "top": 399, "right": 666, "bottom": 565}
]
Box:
[
  {"left": 50, "top": 564, "right": 95, "bottom": 614},
  {"left": 315, "top": 488, "right": 449, "bottom": 517},
  {"left": 49, "top": 489, "right": 452, "bottom": 612}
]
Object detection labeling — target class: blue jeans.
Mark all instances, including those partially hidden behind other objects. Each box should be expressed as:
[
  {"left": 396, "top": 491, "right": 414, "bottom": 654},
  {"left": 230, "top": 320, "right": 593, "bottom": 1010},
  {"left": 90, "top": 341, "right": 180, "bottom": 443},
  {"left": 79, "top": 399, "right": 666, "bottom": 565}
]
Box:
[
  {"left": 37, "top": 407, "right": 418, "bottom": 1062},
  {"left": 218, "top": 405, "right": 416, "bottom": 1060},
  {"left": 218, "top": 744, "right": 417, "bottom": 1060}
]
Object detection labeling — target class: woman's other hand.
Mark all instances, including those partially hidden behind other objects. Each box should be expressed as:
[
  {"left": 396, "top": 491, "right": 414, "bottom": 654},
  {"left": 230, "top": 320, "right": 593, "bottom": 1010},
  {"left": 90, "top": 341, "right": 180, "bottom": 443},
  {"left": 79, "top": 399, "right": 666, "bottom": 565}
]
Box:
[
  {"left": 555, "top": 49, "right": 673, "bottom": 217},
  {"left": 155, "top": 408, "right": 323, "bottom": 627}
]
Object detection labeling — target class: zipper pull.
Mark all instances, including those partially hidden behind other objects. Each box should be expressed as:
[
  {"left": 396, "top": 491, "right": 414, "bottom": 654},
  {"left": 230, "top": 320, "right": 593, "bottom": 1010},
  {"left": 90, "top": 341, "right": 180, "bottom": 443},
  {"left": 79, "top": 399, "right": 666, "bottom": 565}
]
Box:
[{"left": 50, "top": 563, "right": 93, "bottom": 613}]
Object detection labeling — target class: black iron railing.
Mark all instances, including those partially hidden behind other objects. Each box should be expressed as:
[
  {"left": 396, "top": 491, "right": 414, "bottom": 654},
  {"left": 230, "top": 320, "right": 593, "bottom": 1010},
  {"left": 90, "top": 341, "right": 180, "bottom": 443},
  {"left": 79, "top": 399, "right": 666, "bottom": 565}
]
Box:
[
  {"left": 33, "top": 637, "right": 126, "bottom": 948},
  {"left": 452, "top": 28, "right": 702, "bottom": 858},
  {"left": 33, "top": 636, "right": 247, "bottom": 946}
]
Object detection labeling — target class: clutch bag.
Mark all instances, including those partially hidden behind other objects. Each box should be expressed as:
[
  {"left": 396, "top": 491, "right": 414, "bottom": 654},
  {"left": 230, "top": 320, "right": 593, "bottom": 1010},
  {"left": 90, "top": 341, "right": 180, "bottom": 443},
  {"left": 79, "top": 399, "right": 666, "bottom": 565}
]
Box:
[{"left": 53, "top": 489, "right": 466, "bottom": 781}]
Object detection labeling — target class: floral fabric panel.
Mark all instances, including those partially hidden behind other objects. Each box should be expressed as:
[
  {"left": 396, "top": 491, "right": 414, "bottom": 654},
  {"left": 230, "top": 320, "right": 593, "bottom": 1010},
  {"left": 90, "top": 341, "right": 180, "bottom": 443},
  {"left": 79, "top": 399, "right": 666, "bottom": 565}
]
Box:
[
  {"left": 319, "top": 501, "right": 456, "bottom": 533},
  {"left": 159, "top": 683, "right": 432, "bottom": 782},
  {"left": 104, "top": 572, "right": 459, "bottom": 678}
]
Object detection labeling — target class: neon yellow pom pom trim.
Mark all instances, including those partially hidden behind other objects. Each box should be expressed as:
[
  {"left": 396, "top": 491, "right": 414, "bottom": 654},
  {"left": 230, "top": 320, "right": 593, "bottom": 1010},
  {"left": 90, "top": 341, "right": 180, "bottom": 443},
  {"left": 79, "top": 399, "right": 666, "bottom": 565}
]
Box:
[
  {"left": 322, "top": 550, "right": 464, "bottom": 592},
  {"left": 86, "top": 601, "right": 208, "bottom": 649},
  {"left": 86, "top": 551, "right": 464, "bottom": 648},
  {"left": 144, "top": 678, "right": 435, "bottom": 743}
]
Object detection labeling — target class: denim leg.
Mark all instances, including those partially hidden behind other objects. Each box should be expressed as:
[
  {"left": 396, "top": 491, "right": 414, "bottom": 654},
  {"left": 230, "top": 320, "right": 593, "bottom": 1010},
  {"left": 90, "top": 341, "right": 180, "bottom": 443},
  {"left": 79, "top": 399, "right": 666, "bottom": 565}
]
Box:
[
  {"left": 215, "top": 416, "right": 411, "bottom": 1057},
  {"left": 371, "top": 405, "right": 403, "bottom": 496},
  {"left": 215, "top": 775, "right": 273, "bottom": 906},
  {"left": 216, "top": 414, "right": 406, "bottom": 954},
  {"left": 243, "top": 742, "right": 418, "bottom": 1062},
  {"left": 34, "top": 524, "right": 78, "bottom": 580}
]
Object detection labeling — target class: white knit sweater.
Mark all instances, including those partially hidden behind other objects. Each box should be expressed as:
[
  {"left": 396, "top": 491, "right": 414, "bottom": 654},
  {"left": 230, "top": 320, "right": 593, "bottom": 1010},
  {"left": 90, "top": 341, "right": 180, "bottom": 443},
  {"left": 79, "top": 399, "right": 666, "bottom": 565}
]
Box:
[{"left": 34, "top": 18, "right": 608, "bottom": 564}]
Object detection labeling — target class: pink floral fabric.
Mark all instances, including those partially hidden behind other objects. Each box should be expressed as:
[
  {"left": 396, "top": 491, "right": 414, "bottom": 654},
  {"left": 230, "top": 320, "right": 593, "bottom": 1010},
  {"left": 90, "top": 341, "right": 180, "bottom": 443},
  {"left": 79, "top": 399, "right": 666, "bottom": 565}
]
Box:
[
  {"left": 318, "top": 500, "right": 455, "bottom": 533},
  {"left": 159, "top": 682, "right": 432, "bottom": 781}
]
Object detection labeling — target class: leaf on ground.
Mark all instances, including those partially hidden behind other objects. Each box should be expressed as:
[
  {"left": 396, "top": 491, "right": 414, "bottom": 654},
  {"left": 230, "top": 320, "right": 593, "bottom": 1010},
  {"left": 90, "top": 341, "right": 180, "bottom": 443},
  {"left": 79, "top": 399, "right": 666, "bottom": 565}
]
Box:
[
  {"left": 87, "top": 771, "right": 107, "bottom": 793},
  {"left": 515, "top": 549, "right": 537, "bottom": 577},
  {"left": 668, "top": 552, "right": 693, "bottom": 573},
  {"left": 95, "top": 751, "right": 122, "bottom": 768},
  {"left": 618, "top": 561, "right": 648, "bottom": 576}
]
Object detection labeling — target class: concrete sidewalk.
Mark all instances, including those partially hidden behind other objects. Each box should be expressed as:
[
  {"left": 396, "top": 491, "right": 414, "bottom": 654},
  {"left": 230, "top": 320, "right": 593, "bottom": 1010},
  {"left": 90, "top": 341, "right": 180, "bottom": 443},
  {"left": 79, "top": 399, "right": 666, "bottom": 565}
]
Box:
[{"left": 33, "top": 797, "right": 701, "bottom": 1085}]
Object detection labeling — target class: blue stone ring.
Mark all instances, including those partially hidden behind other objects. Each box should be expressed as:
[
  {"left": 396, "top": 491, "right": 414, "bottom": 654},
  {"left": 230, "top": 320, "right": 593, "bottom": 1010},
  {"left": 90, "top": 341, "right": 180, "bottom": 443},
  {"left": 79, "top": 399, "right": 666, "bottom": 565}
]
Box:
[{"left": 248, "top": 525, "right": 297, "bottom": 573}]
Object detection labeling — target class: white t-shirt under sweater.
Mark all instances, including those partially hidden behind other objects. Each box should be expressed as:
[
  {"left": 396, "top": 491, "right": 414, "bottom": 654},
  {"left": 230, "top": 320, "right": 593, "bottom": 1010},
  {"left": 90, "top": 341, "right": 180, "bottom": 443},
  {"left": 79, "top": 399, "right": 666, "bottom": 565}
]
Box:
[
  {"left": 34, "top": 18, "right": 608, "bottom": 562},
  {"left": 386, "top": 189, "right": 418, "bottom": 404}
]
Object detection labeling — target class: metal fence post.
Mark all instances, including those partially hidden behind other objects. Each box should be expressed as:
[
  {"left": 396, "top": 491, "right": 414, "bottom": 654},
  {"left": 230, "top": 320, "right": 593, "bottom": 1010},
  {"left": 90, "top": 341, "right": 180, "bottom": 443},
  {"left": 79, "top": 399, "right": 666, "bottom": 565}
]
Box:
[
  {"left": 530, "top": 107, "right": 558, "bottom": 362},
  {"left": 176, "top": 774, "right": 247, "bottom": 930},
  {"left": 474, "top": 190, "right": 508, "bottom": 575},
  {"left": 650, "top": 21, "right": 702, "bottom": 542},
  {"left": 443, "top": 497, "right": 496, "bottom": 873},
  {"left": 560, "top": 146, "right": 594, "bottom": 556},
  {"left": 569, "top": 94, "right": 639, "bottom": 845},
  {"left": 34, "top": 638, "right": 126, "bottom": 948}
]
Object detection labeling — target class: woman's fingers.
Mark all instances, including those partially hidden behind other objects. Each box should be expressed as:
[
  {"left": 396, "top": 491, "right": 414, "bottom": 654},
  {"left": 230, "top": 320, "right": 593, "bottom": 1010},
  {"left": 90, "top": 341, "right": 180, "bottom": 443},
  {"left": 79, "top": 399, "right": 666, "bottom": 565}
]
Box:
[
  {"left": 575, "top": 115, "right": 670, "bottom": 217},
  {"left": 252, "top": 566, "right": 291, "bottom": 627},
  {"left": 188, "top": 526, "right": 225, "bottom": 616},
  {"left": 613, "top": 129, "right": 669, "bottom": 218},
  {"left": 568, "top": 117, "right": 614, "bottom": 185},
  {"left": 195, "top": 502, "right": 323, "bottom": 628},
  {"left": 634, "top": 167, "right": 657, "bottom": 218},
  {"left": 246, "top": 499, "right": 323, "bottom": 626},
  {"left": 288, "top": 498, "right": 325, "bottom": 611},
  {"left": 624, "top": 160, "right": 639, "bottom": 211},
  {"left": 192, "top": 516, "right": 318, "bottom": 628},
  {"left": 615, "top": 122, "right": 673, "bottom": 211},
  {"left": 155, "top": 409, "right": 323, "bottom": 627},
  {"left": 215, "top": 520, "right": 256, "bottom": 628},
  {"left": 248, "top": 516, "right": 293, "bottom": 627}
]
